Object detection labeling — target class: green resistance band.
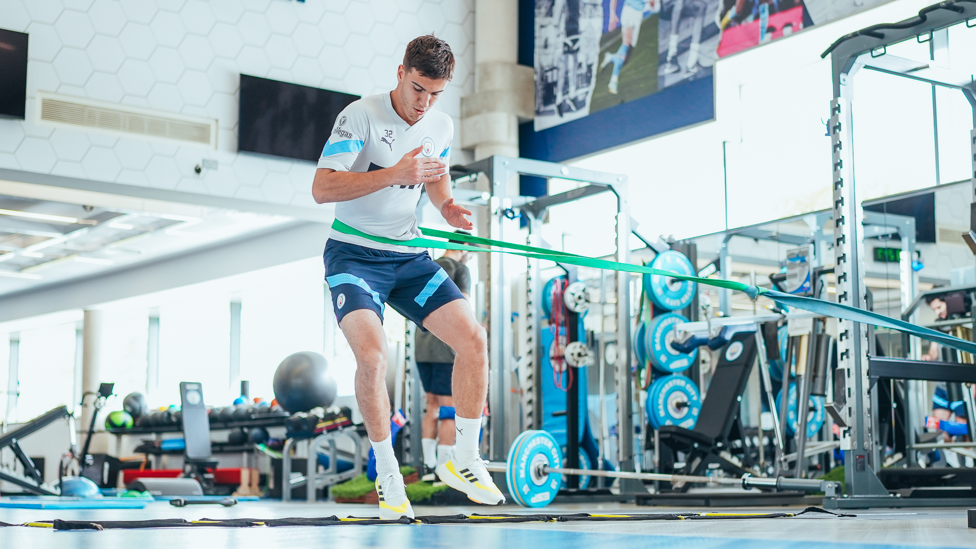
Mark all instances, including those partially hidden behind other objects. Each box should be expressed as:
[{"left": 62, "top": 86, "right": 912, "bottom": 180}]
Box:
[{"left": 331, "top": 220, "right": 976, "bottom": 356}]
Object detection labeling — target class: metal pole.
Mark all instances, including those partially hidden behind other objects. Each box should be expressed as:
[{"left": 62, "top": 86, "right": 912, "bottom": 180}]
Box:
[
  {"left": 830, "top": 78, "right": 889, "bottom": 499},
  {"left": 483, "top": 462, "right": 838, "bottom": 494}
]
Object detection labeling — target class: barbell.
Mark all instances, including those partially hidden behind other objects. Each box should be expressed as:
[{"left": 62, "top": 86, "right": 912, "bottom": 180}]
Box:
[{"left": 484, "top": 431, "right": 840, "bottom": 508}]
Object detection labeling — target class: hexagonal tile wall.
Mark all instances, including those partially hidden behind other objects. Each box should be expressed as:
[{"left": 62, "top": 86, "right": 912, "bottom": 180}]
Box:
[{"left": 7, "top": 0, "right": 474, "bottom": 208}]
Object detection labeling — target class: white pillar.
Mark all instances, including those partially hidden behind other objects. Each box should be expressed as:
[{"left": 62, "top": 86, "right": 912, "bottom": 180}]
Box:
[
  {"left": 80, "top": 309, "right": 104, "bottom": 438},
  {"left": 462, "top": 0, "right": 534, "bottom": 160}
]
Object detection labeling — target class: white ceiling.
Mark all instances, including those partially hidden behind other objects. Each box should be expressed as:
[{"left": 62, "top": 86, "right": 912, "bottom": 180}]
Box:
[{"left": 0, "top": 184, "right": 296, "bottom": 297}]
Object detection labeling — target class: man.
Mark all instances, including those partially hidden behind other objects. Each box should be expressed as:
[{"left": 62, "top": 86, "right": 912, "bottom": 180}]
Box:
[
  {"left": 312, "top": 35, "right": 504, "bottom": 519},
  {"left": 602, "top": 0, "right": 650, "bottom": 94},
  {"left": 921, "top": 291, "right": 972, "bottom": 361},
  {"left": 413, "top": 234, "right": 474, "bottom": 481}
]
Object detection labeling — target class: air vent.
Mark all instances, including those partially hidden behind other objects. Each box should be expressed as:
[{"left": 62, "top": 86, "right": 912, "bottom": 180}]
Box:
[{"left": 36, "top": 92, "right": 217, "bottom": 149}]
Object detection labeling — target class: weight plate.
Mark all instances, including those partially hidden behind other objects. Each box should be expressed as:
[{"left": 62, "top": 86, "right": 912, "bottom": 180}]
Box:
[
  {"left": 541, "top": 276, "right": 566, "bottom": 320},
  {"left": 633, "top": 322, "right": 647, "bottom": 366},
  {"left": 561, "top": 449, "right": 591, "bottom": 490},
  {"left": 775, "top": 383, "right": 826, "bottom": 439},
  {"left": 769, "top": 326, "right": 791, "bottom": 381},
  {"left": 564, "top": 341, "right": 593, "bottom": 368},
  {"left": 506, "top": 430, "right": 563, "bottom": 508},
  {"left": 644, "top": 251, "right": 697, "bottom": 311},
  {"left": 646, "top": 374, "right": 702, "bottom": 430},
  {"left": 647, "top": 313, "right": 697, "bottom": 373},
  {"left": 563, "top": 281, "right": 590, "bottom": 313}
]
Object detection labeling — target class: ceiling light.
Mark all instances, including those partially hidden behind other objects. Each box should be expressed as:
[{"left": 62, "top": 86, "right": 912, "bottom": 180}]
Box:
[
  {"left": 109, "top": 222, "right": 134, "bottom": 230},
  {"left": 21, "top": 251, "right": 43, "bottom": 258},
  {"left": 0, "top": 270, "right": 41, "bottom": 280},
  {"left": 0, "top": 208, "right": 80, "bottom": 224},
  {"left": 74, "top": 256, "right": 114, "bottom": 265}
]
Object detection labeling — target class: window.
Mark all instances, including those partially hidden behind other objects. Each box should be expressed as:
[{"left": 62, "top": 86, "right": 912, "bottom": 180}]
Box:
[
  {"left": 16, "top": 323, "right": 76, "bottom": 423},
  {"left": 240, "top": 259, "right": 326, "bottom": 402},
  {"left": 157, "top": 292, "right": 230, "bottom": 408}
]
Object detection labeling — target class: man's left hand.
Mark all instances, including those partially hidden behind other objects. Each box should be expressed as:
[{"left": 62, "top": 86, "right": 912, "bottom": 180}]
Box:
[{"left": 440, "top": 198, "right": 473, "bottom": 230}]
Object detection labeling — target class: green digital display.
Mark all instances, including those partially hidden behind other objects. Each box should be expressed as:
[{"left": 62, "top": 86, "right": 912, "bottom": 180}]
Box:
[{"left": 874, "top": 247, "right": 901, "bottom": 263}]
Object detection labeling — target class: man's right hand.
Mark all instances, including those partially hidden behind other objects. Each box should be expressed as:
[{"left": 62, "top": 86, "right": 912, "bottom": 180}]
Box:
[{"left": 394, "top": 146, "right": 448, "bottom": 186}]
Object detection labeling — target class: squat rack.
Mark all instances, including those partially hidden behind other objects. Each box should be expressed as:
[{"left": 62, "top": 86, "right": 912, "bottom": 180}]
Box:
[{"left": 823, "top": 0, "right": 976, "bottom": 508}]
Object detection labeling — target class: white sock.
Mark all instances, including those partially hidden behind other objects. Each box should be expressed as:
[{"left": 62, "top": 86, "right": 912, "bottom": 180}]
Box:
[
  {"left": 453, "top": 415, "right": 482, "bottom": 462},
  {"left": 437, "top": 444, "right": 453, "bottom": 467},
  {"left": 370, "top": 435, "right": 400, "bottom": 480},
  {"left": 422, "top": 438, "right": 437, "bottom": 469}
]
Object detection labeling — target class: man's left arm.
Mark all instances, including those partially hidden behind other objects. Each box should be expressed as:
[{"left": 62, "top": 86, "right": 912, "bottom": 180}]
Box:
[{"left": 426, "top": 174, "right": 472, "bottom": 231}]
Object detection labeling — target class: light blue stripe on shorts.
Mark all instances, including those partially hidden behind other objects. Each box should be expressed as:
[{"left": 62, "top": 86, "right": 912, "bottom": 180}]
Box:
[
  {"left": 326, "top": 273, "right": 383, "bottom": 308},
  {"left": 414, "top": 269, "right": 449, "bottom": 307}
]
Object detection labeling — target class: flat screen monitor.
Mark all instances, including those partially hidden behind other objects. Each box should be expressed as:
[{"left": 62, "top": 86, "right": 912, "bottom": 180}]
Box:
[
  {"left": 238, "top": 74, "right": 360, "bottom": 162},
  {"left": 864, "top": 191, "right": 936, "bottom": 243},
  {"left": 0, "top": 28, "right": 28, "bottom": 120}
]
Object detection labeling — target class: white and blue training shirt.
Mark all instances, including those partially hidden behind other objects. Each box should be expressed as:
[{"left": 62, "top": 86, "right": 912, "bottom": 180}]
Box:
[{"left": 317, "top": 92, "right": 453, "bottom": 253}]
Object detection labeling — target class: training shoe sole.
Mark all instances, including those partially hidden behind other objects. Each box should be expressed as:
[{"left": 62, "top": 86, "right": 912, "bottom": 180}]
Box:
[{"left": 435, "top": 460, "right": 506, "bottom": 505}]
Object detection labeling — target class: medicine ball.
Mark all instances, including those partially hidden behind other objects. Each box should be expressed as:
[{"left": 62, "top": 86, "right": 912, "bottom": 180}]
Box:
[
  {"left": 218, "top": 406, "right": 236, "bottom": 423},
  {"left": 105, "top": 410, "right": 133, "bottom": 430},
  {"left": 122, "top": 392, "right": 148, "bottom": 418},
  {"left": 227, "top": 428, "right": 248, "bottom": 445},
  {"left": 272, "top": 351, "right": 338, "bottom": 413},
  {"left": 248, "top": 427, "right": 269, "bottom": 445},
  {"left": 234, "top": 404, "right": 251, "bottom": 421}
]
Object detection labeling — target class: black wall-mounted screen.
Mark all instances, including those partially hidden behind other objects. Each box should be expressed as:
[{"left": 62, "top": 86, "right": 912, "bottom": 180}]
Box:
[
  {"left": 864, "top": 191, "right": 936, "bottom": 243},
  {"left": 0, "top": 28, "right": 28, "bottom": 120},
  {"left": 238, "top": 74, "right": 360, "bottom": 162}
]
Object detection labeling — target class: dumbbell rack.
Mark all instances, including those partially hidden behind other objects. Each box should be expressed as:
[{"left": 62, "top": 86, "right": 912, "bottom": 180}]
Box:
[{"left": 107, "top": 416, "right": 289, "bottom": 470}]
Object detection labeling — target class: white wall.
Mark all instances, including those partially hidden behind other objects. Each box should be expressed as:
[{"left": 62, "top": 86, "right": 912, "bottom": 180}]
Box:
[
  {"left": 0, "top": 0, "right": 475, "bottom": 207},
  {"left": 573, "top": 0, "right": 976, "bottom": 241}
]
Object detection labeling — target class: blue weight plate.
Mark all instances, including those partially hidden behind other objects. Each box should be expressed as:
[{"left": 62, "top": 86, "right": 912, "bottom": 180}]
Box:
[
  {"left": 541, "top": 276, "right": 567, "bottom": 320},
  {"left": 646, "top": 375, "right": 664, "bottom": 430},
  {"left": 647, "top": 313, "right": 697, "bottom": 373},
  {"left": 769, "top": 326, "right": 791, "bottom": 381},
  {"left": 646, "top": 374, "right": 702, "bottom": 430},
  {"left": 506, "top": 430, "right": 563, "bottom": 508},
  {"left": 561, "top": 449, "right": 591, "bottom": 490},
  {"left": 776, "top": 383, "right": 826, "bottom": 439},
  {"left": 633, "top": 322, "right": 647, "bottom": 365},
  {"left": 645, "top": 251, "right": 697, "bottom": 311}
]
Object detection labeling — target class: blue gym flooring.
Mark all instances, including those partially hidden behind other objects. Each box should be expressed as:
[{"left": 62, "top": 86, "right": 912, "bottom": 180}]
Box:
[{"left": 0, "top": 502, "right": 972, "bottom": 548}]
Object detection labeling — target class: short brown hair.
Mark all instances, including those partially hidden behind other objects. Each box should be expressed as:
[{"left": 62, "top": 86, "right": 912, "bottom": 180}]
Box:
[{"left": 403, "top": 34, "right": 455, "bottom": 81}]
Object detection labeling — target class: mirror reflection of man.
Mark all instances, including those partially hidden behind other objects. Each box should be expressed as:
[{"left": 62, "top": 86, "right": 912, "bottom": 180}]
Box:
[{"left": 921, "top": 291, "right": 972, "bottom": 361}]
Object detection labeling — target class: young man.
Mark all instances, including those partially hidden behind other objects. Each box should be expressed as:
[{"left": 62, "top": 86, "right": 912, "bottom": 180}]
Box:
[
  {"left": 413, "top": 235, "right": 474, "bottom": 481},
  {"left": 312, "top": 35, "right": 504, "bottom": 519}
]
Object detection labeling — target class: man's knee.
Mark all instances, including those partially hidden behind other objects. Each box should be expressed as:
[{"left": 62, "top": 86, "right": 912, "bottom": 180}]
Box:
[
  {"left": 456, "top": 324, "right": 487, "bottom": 357},
  {"left": 356, "top": 350, "right": 388, "bottom": 377}
]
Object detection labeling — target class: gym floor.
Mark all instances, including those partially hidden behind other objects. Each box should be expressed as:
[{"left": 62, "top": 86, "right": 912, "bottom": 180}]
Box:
[{"left": 0, "top": 501, "right": 973, "bottom": 548}]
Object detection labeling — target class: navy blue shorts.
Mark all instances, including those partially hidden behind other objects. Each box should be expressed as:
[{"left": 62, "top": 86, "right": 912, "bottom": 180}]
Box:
[
  {"left": 323, "top": 239, "right": 465, "bottom": 329},
  {"left": 416, "top": 361, "right": 454, "bottom": 396}
]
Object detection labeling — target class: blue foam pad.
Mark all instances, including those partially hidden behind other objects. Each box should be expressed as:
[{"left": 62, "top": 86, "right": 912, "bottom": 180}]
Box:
[
  {"left": 438, "top": 406, "right": 456, "bottom": 420},
  {"left": 0, "top": 498, "right": 148, "bottom": 509}
]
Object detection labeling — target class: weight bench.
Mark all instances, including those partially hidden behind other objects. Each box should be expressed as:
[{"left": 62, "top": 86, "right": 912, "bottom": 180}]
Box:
[
  {"left": 0, "top": 406, "right": 71, "bottom": 495},
  {"left": 656, "top": 327, "right": 759, "bottom": 489}
]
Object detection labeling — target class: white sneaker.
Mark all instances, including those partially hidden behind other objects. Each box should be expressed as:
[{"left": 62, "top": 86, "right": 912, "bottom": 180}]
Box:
[
  {"left": 375, "top": 473, "right": 414, "bottom": 520},
  {"left": 661, "top": 62, "right": 680, "bottom": 75},
  {"left": 608, "top": 75, "right": 619, "bottom": 94},
  {"left": 601, "top": 51, "right": 614, "bottom": 70},
  {"left": 436, "top": 454, "right": 506, "bottom": 505}
]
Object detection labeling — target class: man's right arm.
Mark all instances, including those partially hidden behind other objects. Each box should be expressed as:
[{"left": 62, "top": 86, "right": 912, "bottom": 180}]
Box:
[{"left": 311, "top": 104, "right": 446, "bottom": 204}]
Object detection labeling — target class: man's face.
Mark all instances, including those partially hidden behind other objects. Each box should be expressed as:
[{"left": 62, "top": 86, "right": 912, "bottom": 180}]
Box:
[
  {"left": 929, "top": 298, "right": 948, "bottom": 319},
  {"left": 393, "top": 66, "right": 449, "bottom": 124}
]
